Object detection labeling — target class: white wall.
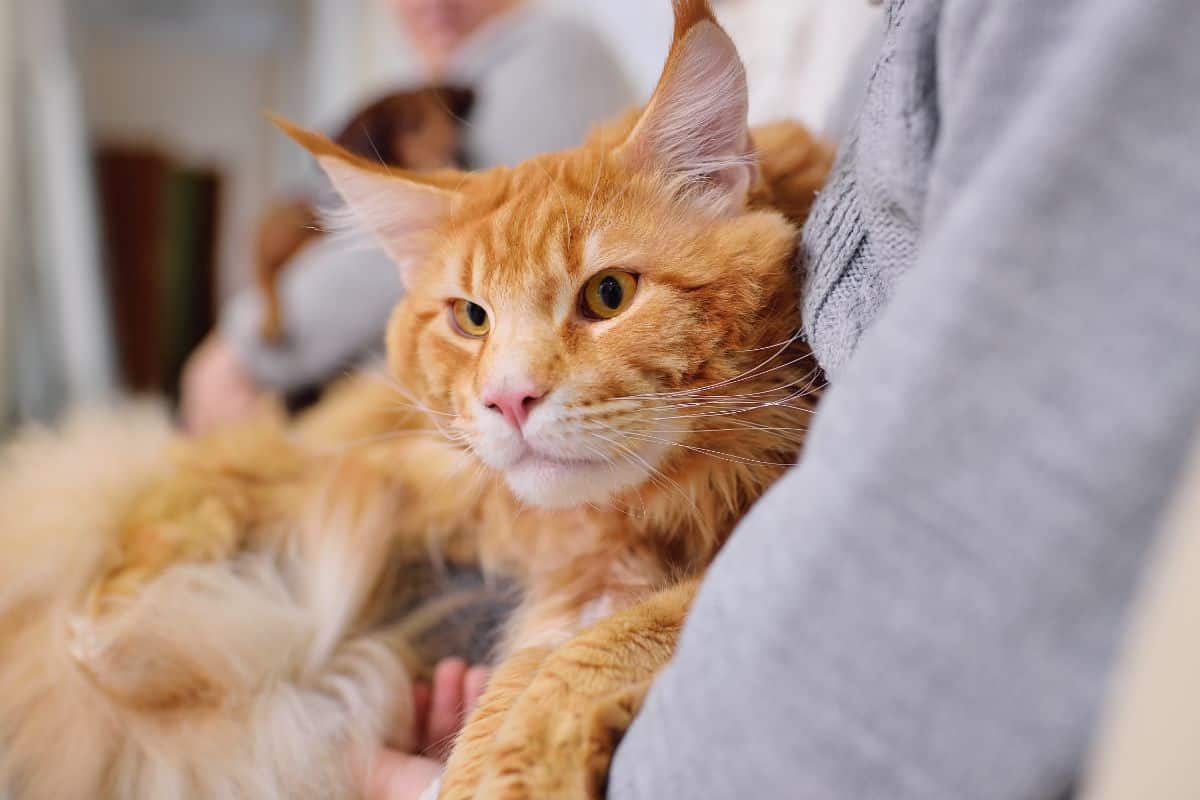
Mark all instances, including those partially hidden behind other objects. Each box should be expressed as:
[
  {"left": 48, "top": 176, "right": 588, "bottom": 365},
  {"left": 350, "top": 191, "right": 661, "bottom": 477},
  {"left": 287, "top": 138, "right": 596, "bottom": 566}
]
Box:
[
  {"left": 307, "top": 0, "right": 418, "bottom": 126},
  {"left": 80, "top": 18, "right": 307, "bottom": 298},
  {"left": 553, "top": 0, "right": 672, "bottom": 101},
  {"left": 0, "top": 0, "right": 14, "bottom": 422},
  {"left": 20, "top": 0, "right": 116, "bottom": 408}
]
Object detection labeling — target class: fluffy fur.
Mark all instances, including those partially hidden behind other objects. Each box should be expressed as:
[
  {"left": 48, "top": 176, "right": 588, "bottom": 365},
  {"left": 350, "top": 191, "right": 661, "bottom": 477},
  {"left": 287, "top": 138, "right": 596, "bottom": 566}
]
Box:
[
  {"left": 0, "top": 405, "right": 424, "bottom": 798},
  {"left": 0, "top": 1, "right": 832, "bottom": 797}
]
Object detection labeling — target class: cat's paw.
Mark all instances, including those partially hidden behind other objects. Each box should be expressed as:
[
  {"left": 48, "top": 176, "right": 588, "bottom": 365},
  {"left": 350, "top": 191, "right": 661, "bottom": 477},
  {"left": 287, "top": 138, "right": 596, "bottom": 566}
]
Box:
[
  {"left": 471, "top": 677, "right": 648, "bottom": 800},
  {"left": 437, "top": 647, "right": 553, "bottom": 800}
]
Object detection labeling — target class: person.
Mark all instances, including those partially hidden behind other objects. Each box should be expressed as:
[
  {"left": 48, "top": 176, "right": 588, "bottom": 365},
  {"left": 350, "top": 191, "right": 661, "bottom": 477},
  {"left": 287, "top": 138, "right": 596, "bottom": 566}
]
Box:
[
  {"left": 370, "top": 0, "right": 1200, "bottom": 797},
  {"left": 181, "top": 0, "right": 636, "bottom": 434},
  {"left": 368, "top": 658, "right": 491, "bottom": 799},
  {"left": 606, "top": 0, "right": 1200, "bottom": 798}
]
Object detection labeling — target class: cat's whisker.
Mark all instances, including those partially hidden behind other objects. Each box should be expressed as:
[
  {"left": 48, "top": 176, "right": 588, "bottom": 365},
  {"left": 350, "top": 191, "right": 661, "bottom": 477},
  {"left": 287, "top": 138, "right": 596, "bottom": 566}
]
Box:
[
  {"left": 733, "top": 331, "right": 806, "bottom": 352},
  {"left": 575, "top": 438, "right": 645, "bottom": 520},
  {"left": 588, "top": 428, "right": 694, "bottom": 511},
  {"left": 618, "top": 430, "right": 797, "bottom": 468},
  {"left": 579, "top": 432, "right": 650, "bottom": 521},
  {"left": 611, "top": 350, "right": 816, "bottom": 403},
  {"left": 561, "top": 374, "right": 816, "bottom": 427},
  {"left": 576, "top": 407, "right": 809, "bottom": 432},
  {"left": 650, "top": 377, "right": 825, "bottom": 415},
  {"left": 367, "top": 371, "right": 459, "bottom": 419},
  {"left": 617, "top": 454, "right": 686, "bottom": 512},
  {"left": 361, "top": 127, "right": 391, "bottom": 175},
  {"left": 645, "top": 386, "right": 804, "bottom": 406},
  {"left": 642, "top": 394, "right": 804, "bottom": 413},
  {"left": 363, "top": 371, "right": 496, "bottom": 451},
  {"left": 588, "top": 424, "right": 698, "bottom": 512},
  {"left": 641, "top": 335, "right": 805, "bottom": 395},
  {"left": 646, "top": 399, "right": 819, "bottom": 422},
  {"left": 665, "top": 352, "right": 819, "bottom": 398},
  {"left": 643, "top": 391, "right": 818, "bottom": 415},
  {"left": 622, "top": 425, "right": 808, "bottom": 436},
  {"left": 424, "top": 438, "right": 491, "bottom": 503},
  {"left": 613, "top": 455, "right": 664, "bottom": 517},
  {"left": 592, "top": 389, "right": 818, "bottom": 428},
  {"left": 666, "top": 367, "right": 824, "bottom": 402},
  {"left": 573, "top": 414, "right": 809, "bottom": 462},
  {"left": 643, "top": 384, "right": 810, "bottom": 406},
  {"left": 309, "top": 428, "right": 453, "bottom": 455}
]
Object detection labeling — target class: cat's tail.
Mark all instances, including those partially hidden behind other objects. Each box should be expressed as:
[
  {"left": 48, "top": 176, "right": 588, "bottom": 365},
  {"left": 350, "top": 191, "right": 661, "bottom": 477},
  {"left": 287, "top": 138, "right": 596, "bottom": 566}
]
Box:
[
  {"left": 0, "top": 409, "right": 414, "bottom": 799},
  {"left": 0, "top": 405, "right": 175, "bottom": 797}
]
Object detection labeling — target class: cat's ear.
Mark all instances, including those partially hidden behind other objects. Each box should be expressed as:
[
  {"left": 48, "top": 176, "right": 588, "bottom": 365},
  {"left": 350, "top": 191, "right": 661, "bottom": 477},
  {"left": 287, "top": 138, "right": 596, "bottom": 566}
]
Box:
[
  {"left": 269, "top": 113, "right": 460, "bottom": 286},
  {"left": 617, "top": 0, "right": 754, "bottom": 215}
]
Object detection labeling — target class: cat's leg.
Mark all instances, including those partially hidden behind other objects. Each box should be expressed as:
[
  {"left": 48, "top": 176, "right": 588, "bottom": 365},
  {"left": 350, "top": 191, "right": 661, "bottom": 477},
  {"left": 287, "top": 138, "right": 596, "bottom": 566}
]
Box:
[
  {"left": 437, "top": 589, "right": 609, "bottom": 798},
  {"left": 440, "top": 579, "right": 699, "bottom": 800}
]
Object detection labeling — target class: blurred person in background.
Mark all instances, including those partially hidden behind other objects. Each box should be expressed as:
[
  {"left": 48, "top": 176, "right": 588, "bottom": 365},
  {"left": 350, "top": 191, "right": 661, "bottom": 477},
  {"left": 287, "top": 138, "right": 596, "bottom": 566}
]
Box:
[{"left": 181, "top": 0, "right": 635, "bottom": 433}]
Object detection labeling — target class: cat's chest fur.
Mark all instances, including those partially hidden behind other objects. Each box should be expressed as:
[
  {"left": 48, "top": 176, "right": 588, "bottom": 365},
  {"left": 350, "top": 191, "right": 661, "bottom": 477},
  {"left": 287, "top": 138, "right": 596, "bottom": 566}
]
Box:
[{"left": 472, "top": 487, "right": 678, "bottom": 652}]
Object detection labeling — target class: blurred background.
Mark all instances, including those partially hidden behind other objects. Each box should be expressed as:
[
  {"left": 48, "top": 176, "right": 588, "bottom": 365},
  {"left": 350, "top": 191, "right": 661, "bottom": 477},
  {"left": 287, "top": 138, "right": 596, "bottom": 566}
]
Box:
[{"left": 0, "top": 0, "right": 879, "bottom": 433}]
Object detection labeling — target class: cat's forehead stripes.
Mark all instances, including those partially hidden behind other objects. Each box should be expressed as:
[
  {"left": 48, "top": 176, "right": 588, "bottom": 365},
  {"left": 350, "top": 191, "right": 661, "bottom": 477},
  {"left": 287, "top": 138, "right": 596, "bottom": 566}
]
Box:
[{"left": 444, "top": 161, "right": 607, "bottom": 306}]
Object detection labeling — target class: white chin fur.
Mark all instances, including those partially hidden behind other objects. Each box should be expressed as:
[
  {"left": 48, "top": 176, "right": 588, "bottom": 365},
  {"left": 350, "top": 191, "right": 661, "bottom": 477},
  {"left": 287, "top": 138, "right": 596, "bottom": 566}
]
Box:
[{"left": 502, "top": 452, "right": 657, "bottom": 509}]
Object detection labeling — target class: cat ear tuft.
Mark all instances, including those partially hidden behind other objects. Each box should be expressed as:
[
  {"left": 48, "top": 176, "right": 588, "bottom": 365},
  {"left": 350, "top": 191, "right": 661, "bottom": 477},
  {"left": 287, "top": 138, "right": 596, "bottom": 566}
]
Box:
[
  {"left": 618, "top": 3, "right": 754, "bottom": 215},
  {"left": 268, "top": 113, "right": 459, "bottom": 285}
]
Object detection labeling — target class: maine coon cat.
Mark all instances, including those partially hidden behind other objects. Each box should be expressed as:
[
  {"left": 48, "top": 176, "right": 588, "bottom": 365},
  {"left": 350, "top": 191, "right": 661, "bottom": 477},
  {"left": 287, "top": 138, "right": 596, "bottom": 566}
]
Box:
[{"left": 0, "top": 1, "right": 832, "bottom": 797}]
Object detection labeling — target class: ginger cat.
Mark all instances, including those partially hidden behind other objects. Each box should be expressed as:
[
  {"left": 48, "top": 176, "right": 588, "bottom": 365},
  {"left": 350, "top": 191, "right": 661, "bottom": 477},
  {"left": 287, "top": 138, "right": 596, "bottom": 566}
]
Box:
[{"left": 0, "top": 2, "right": 831, "bottom": 797}]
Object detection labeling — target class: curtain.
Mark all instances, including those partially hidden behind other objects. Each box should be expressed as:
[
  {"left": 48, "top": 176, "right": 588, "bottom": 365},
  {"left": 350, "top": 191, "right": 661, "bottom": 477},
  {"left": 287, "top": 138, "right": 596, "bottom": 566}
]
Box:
[
  {"left": 0, "top": 0, "right": 16, "bottom": 426},
  {"left": 2, "top": 0, "right": 116, "bottom": 429}
]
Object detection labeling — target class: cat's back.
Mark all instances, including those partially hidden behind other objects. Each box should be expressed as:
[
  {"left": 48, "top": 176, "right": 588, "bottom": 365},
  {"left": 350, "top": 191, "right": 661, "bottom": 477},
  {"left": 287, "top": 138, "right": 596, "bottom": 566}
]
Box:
[{"left": 751, "top": 120, "right": 836, "bottom": 227}]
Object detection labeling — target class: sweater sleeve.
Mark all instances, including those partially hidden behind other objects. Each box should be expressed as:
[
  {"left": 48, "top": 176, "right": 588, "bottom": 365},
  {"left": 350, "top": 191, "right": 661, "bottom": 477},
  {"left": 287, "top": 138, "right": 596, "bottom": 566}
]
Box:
[
  {"left": 608, "top": 1, "right": 1200, "bottom": 798},
  {"left": 221, "top": 236, "right": 401, "bottom": 393}
]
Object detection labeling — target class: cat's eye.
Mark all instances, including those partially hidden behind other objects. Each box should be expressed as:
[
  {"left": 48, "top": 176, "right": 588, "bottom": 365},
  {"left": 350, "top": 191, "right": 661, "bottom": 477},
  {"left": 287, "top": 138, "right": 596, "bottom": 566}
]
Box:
[
  {"left": 450, "top": 299, "right": 491, "bottom": 337},
  {"left": 581, "top": 270, "right": 637, "bottom": 320}
]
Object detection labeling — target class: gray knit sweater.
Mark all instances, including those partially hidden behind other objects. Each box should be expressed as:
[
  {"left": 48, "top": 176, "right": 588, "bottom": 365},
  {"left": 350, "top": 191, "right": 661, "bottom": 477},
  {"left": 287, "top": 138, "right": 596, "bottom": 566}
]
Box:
[{"left": 609, "top": 0, "right": 1200, "bottom": 797}]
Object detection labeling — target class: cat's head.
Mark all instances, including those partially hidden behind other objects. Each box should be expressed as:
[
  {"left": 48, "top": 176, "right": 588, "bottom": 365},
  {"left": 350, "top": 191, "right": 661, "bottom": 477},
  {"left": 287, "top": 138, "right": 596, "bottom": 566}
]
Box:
[{"left": 279, "top": 0, "right": 804, "bottom": 509}]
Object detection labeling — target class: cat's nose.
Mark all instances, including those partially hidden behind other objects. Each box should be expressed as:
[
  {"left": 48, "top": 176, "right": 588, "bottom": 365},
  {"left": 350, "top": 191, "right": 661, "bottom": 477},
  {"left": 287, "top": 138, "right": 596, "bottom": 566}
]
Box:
[{"left": 482, "top": 385, "right": 546, "bottom": 432}]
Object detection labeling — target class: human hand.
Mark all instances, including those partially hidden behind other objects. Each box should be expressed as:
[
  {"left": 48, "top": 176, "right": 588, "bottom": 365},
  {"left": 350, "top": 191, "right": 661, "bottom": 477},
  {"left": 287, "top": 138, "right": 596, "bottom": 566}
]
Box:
[
  {"left": 368, "top": 658, "right": 489, "bottom": 800},
  {"left": 180, "top": 334, "right": 264, "bottom": 435}
]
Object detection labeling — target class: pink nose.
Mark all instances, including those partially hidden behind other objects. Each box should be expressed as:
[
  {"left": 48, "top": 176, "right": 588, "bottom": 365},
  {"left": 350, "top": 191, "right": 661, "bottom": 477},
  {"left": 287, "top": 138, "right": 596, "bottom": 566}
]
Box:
[{"left": 482, "top": 386, "right": 546, "bottom": 432}]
